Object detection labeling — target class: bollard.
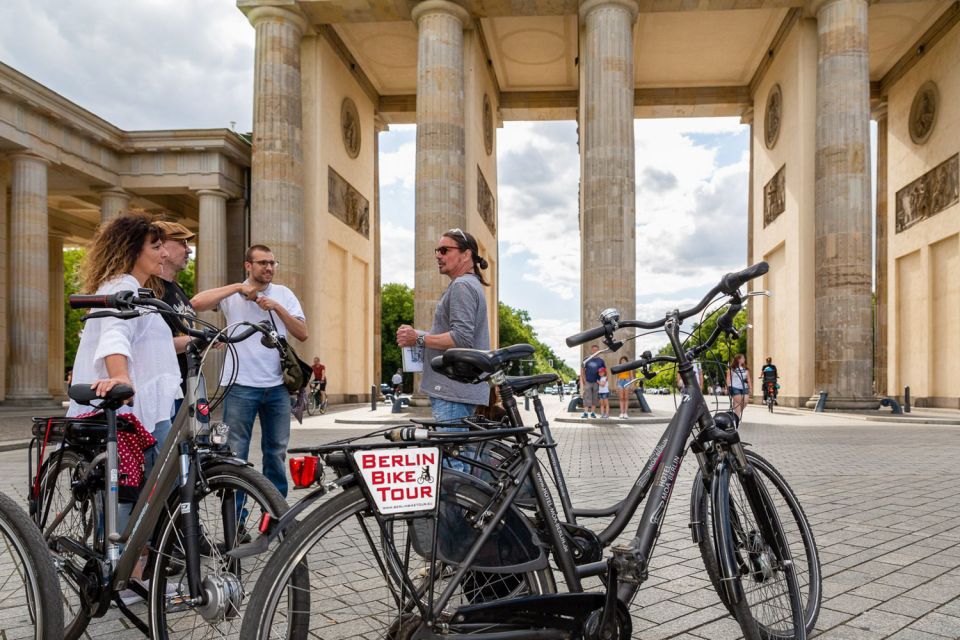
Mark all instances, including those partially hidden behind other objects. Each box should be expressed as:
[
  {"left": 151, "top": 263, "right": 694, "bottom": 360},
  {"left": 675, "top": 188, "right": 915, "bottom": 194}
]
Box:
[
  {"left": 904, "top": 386, "right": 911, "bottom": 413},
  {"left": 371, "top": 385, "right": 377, "bottom": 411},
  {"left": 814, "top": 391, "right": 828, "bottom": 413},
  {"left": 524, "top": 395, "right": 530, "bottom": 411},
  {"left": 634, "top": 388, "right": 651, "bottom": 413},
  {"left": 392, "top": 394, "right": 403, "bottom": 413}
]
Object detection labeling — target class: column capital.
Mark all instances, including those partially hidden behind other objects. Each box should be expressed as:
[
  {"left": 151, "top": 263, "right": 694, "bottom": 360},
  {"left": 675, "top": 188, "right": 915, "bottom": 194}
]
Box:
[
  {"left": 579, "top": 0, "right": 640, "bottom": 22},
  {"left": 8, "top": 151, "right": 49, "bottom": 167},
  {"left": 196, "top": 188, "right": 230, "bottom": 201},
  {"left": 411, "top": 0, "right": 471, "bottom": 28},
  {"left": 95, "top": 185, "right": 130, "bottom": 197},
  {"left": 374, "top": 113, "right": 390, "bottom": 134},
  {"left": 740, "top": 105, "right": 755, "bottom": 126},
  {"left": 244, "top": 3, "right": 309, "bottom": 36},
  {"left": 806, "top": 0, "right": 867, "bottom": 18},
  {"left": 870, "top": 97, "right": 888, "bottom": 121}
]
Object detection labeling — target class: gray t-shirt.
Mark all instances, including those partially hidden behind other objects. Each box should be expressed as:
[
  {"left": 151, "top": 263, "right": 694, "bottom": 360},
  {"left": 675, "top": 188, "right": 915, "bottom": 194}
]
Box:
[{"left": 420, "top": 274, "right": 490, "bottom": 406}]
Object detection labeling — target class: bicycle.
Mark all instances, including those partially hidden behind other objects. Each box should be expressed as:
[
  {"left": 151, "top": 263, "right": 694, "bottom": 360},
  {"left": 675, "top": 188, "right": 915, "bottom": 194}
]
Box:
[
  {"left": 0, "top": 491, "right": 64, "bottom": 639},
  {"left": 762, "top": 377, "right": 779, "bottom": 413},
  {"left": 239, "top": 262, "right": 814, "bottom": 640},
  {"left": 30, "top": 289, "right": 299, "bottom": 639},
  {"left": 306, "top": 379, "right": 327, "bottom": 416}
]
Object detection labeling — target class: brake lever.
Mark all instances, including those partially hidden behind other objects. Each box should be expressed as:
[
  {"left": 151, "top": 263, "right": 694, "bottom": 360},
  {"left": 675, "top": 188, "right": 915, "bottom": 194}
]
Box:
[{"left": 82, "top": 310, "right": 141, "bottom": 321}]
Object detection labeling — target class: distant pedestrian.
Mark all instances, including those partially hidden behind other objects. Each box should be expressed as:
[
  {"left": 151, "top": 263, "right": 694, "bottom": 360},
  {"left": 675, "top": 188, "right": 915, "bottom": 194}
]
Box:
[
  {"left": 580, "top": 344, "right": 606, "bottom": 419},
  {"left": 726, "top": 353, "right": 750, "bottom": 417},
  {"left": 391, "top": 368, "right": 403, "bottom": 395},
  {"left": 598, "top": 367, "right": 610, "bottom": 419},
  {"left": 616, "top": 356, "right": 632, "bottom": 419}
]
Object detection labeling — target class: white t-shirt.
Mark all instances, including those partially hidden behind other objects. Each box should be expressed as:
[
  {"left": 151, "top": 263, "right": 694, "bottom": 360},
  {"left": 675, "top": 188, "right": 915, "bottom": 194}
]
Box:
[
  {"left": 218, "top": 283, "right": 306, "bottom": 388},
  {"left": 391, "top": 373, "right": 402, "bottom": 385},
  {"left": 67, "top": 274, "right": 182, "bottom": 431}
]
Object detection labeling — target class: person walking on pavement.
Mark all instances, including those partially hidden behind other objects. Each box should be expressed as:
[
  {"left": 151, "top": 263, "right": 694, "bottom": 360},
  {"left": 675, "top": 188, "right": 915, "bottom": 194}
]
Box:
[
  {"left": 726, "top": 353, "right": 750, "bottom": 418},
  {"left": 580, "top": 344, "right": 606, "bottom": 419},
  {"left": 191, "top": 244, "right": 308, "bottom": 498},
  {"left": 391, "top": 368, "right": 403, "bottom": 396},
  {"left": 396, "top": 228, "right": 490, "bottom": 426}
]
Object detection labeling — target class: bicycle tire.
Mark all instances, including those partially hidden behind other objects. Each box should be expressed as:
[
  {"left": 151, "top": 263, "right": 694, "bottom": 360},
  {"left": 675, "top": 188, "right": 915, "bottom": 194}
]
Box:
[
  {"left": 148, "top": 462, "right": 290, "bottom": 639},
  {"left": 37, "top": 449, "right": 102, "bottom": 640},
  {"left": 0, "top": 491, "right": 64, "bottom": 640},
  {"left": 241, "top": 484, "right": 555, "bottom": 640},
  {"left": 306, "top": 393, "right": 320, "bottom": 416},
  {"left": 695, "top": 452, "right": 818, "bottom": 639}
]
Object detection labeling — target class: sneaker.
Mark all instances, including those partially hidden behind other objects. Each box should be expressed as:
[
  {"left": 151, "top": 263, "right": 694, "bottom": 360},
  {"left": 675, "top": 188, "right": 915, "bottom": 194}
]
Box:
[
  {"left": 581, "top": 412, "right": 588, "bottom": 419},
  {"left": 590, "top": 412, "right": 597, "bottom": 419}
]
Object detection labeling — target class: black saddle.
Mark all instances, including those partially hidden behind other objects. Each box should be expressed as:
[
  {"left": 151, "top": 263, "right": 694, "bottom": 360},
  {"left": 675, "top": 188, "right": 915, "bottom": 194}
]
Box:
[
  {"left": 431, "top": 344, "right": 536, "bottom": 384},
  {"left": 68, "top": 383, "right": 135, "bottom": 411},
  {"left": 504, "top": 373, "right": 560, "bottom": 395}
]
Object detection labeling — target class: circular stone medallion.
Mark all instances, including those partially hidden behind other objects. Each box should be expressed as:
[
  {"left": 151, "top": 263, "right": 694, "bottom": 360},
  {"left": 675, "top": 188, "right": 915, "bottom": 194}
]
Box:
[
  {"left": 483, "top": 93, "right": 493, "bottom": 156},
  {"left": 909, "top": 81, "right": 938, "bottom": 145},
  {"left": 764, "top": 84, "right": 782, "bottom": 150},
  {"left": 341, "top": 97, "right": 361, "bottom": 159}
]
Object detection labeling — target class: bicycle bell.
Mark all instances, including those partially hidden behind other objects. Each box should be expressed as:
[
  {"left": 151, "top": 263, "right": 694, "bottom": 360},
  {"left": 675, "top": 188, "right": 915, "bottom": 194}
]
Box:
[{"left": 599, "top": 308, "right": 620, "bottom": 326}]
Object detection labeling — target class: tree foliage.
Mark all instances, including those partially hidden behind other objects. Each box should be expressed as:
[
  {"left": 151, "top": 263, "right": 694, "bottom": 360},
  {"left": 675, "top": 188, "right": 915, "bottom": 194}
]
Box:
[
  {"left": 498, "top": 302, "right": 577, "bottom": 381},
  {"left": 380, "top": 283, "right": 415, "bottom": 387},
  {"left": 64, "top": 249, "right": 85, "bottom": 370}
]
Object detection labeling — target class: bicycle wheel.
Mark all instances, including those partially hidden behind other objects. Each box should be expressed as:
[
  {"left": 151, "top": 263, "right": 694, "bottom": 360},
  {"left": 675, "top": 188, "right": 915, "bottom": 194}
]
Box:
[
  {"left": 148, "top": 462, "right": 290, "bottom": 639},
  {"left": 306, "top": 392, "right": 320, "bottom": 416},
  {"left": 0, "top": 491, "right": 64, "bottom": 640},
  {"left": 37, "top": 449, "right": 102, "bottom": 640},
  {"left": 241, "top": 484, "right": 555, "bottom": 640},
  {"left": 695, "top": 452, "right": 819, "bottom": 639}
]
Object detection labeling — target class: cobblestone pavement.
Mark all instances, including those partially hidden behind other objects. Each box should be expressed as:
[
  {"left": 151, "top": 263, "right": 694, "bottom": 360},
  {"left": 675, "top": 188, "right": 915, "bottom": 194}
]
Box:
[{"left": 3, "top": 397, "right": 960, "bottom": 639}]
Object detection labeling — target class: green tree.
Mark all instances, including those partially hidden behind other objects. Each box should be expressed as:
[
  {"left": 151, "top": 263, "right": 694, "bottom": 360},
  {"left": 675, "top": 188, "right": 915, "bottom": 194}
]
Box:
[
  {"left": 498, "top": 302, "right": 577, "bottom": 381},
  {"left": 177, "top": 258, "right": 196, "bottom": 298},
  {"left": 380, "top": 283, "right": 414, "bottom": 388},
  {"left": 64, "top": 248, "right": 86, "bottom": 370}
]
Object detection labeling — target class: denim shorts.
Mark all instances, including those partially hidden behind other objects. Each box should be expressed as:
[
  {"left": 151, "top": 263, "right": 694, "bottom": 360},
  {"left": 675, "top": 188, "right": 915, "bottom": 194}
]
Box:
[{"left": 599, "top": 392, "right": 610, "bottom": 400}]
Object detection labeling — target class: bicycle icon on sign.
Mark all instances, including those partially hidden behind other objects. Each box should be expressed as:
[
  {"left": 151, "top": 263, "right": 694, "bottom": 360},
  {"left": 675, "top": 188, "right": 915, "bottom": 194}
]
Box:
[{"left": 417, "top": 466, "right": 433, "bottom": 485}]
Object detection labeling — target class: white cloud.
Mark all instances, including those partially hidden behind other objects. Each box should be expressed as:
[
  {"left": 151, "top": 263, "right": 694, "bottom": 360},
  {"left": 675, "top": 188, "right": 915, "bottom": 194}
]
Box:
[
  {"left": 378, "top": 125, "right": 417, "bottom": 189},
  {"left": 379, "top": 220, "right": 415, "bottom": 287}
]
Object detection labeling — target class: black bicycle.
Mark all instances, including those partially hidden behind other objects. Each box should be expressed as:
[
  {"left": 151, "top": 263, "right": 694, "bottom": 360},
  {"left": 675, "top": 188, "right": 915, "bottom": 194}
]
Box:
[
  {"left": 307, "top": 380, "right": 327, "bottom": 416},
  {"left": 30, "top": 290, "right": 300, "bottom": 639},
  {"left": 0, "top": 491, "right": 63, "bottom": 639},
  {"left": 238, "top": 263, "right": 812, "bottom": 640}
]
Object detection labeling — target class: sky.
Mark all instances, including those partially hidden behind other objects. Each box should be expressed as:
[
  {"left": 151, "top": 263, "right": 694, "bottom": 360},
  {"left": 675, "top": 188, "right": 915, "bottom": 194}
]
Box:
[{"left": 1, "top": 0, "right": 753, "bottom": 371}]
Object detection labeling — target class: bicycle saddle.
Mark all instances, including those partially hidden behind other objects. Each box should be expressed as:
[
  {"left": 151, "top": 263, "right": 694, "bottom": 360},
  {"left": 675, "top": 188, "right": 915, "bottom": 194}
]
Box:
[
  {"left": 504, "top": 373, "right": 560, "bottom": 395},
  {"left": 68, "top": 383, "right": 135, "bottom": 410},
  {"left": 431, "top": 344, "right": 535, "bottom": 384}
]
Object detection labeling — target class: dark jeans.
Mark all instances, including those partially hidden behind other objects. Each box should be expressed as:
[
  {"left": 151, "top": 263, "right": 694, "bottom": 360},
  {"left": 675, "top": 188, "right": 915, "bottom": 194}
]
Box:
[{"left": 224, "top": 383, "right": 291, "bottom": 497}]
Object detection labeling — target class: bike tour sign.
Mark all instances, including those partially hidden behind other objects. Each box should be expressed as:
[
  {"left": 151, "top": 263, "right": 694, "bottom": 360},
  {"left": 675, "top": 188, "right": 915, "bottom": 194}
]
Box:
[{"left": 354, "top": 447, "right": 441, "bottom": 514}]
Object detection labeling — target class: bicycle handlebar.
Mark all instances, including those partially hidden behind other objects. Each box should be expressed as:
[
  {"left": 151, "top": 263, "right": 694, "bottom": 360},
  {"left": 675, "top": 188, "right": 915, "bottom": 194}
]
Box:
[{"left": 564, "top": 325, "right": 609, "bottom": 348}]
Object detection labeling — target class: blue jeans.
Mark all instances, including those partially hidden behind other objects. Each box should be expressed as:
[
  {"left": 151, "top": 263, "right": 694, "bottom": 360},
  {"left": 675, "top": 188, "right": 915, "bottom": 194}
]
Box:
[
  {"left": 224, "top": 384, "right": 291, "bottom": 497},
  {"left": 431, "top": 398, "right": 475, "bottom": 473}
]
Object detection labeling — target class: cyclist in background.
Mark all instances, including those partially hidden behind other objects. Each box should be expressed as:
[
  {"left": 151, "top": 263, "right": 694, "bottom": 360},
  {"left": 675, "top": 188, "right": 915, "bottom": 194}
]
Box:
[
  {"left": 761, "top": 357, "right": 779, "bottom": 405},
  {"left": 311, "top": 357, "right": 327, "bottom": 406}
]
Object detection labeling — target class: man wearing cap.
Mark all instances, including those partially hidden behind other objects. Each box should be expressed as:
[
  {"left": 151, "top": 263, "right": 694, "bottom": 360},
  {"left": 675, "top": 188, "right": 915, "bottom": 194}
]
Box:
[{"left": 154, "top": 220, "right": 198, "bottom": 397}]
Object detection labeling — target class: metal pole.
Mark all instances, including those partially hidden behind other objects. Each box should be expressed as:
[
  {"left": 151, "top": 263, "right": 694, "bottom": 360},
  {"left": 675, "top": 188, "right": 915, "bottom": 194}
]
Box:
[{"left": 904, "top": 386, "right": 911, "bottom": 413}]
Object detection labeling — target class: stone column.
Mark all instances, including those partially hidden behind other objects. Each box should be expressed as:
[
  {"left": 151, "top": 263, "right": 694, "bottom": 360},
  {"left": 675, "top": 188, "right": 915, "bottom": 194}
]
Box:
[
  {"left": 7, "top": 153, "right": 52, "bottom": 404},
  {"left": 742, "top": 106, "right": 756, "bottom": 391},
  {"left": 0, "top": 161, "right": 9, "bottom": 400},
  {"left": 808, "top": 0, "right": 878, "bottom": 409},
  {"left": 412, "top": 0, "right": 469, "bottom": 350},
  {"left": 197, "top": 190, "right": 229, "bottom": 382},
  {"left": 98, "top": 187, "right": 131, "bottom": 224},
  {"left": 48, "top": 232, "right": 66, "bottom": 399},
  {"left": 247, "top": 4, "right": 307, "bottom": 296},
  {"left": 225, "top": 198, "right": 248, "bottom": 282},
  {"left": 578, "top": 0, "right": 638, "bottom": 361},
  {"left": 374, "top": 116, "right": 388, "bottom": 389},
  {"left": 873, "top": 100, "right": 888, "bottom": 397}
]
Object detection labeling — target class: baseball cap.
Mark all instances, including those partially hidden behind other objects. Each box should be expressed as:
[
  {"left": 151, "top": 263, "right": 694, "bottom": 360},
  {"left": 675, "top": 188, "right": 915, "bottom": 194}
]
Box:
[{"left": 155, "top": 220, "right": 196, "bottom": 241}]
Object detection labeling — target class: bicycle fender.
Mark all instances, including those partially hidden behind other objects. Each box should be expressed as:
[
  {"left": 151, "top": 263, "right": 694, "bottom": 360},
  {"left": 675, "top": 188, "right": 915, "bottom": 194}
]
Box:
[
  {"left": 224, "top": 481, "right": 337, "bottom": 560},
  {"left": 689, "top": 471, "right": 707, "bottom": 545},
  {"left": 199, "top": 453, "right": 252, "bottom": 469},
  {"left": 711, "top": 458, "right": 746, "bottom": 605}
]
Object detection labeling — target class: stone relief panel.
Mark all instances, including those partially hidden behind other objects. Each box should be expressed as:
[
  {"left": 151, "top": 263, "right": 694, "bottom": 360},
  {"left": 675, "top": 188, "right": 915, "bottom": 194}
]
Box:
[
  {"left": 764, "top": 84, "right": 782, "bottom": 150},
  {"left": 763, "top": 165, "right": 786, "bottom": 227},
  {"left": 341, "top": 97, "right": 361, "bottom": 159},
  {"left": 909, "top": 81, "right": 938, "bottom": 145},
  {"left": 477, "top": 167, "right": 496, "bottom": 236},
  {"left": 483, "top": 93, "right": 493, "bottom": 156},
  {"left": 895, "top": 154, "right": 959, "bottom": 234},
  {"left": 328, "top": 167, "right": 369, "bottom": 238}
]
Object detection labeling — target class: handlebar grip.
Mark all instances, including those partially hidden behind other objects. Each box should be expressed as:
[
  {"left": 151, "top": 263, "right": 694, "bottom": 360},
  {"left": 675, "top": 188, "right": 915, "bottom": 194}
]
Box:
[
  {"left": 565, "top": 325, "right": 608, "bottom": 348},
  {"left": 611, "top": 359, "right": 642, "bottom": 375},
  {"left": 69, "top": 294, "right": 118, "bottom": 309},
  {"left": 719, "top": 261, "right": 768, "bottom": 295}
]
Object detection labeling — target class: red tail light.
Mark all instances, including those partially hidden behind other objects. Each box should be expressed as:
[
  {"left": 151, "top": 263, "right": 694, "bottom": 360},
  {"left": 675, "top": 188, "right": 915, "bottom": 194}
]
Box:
[{"left": 289, "top": 455, "right": 320, "bottom": 489}]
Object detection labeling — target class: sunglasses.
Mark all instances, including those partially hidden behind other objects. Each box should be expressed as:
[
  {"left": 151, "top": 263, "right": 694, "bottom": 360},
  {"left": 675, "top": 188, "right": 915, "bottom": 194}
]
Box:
[
  {"left": 448, "top": 227, "right": 467, "bottom": 242},
  {"left": 434, "top": 246, "right": 460, "bottom": 256}
]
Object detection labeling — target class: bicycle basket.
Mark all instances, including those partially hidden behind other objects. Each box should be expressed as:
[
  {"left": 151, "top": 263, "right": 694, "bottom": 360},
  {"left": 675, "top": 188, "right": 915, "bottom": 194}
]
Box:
[{"left": 409, "top": 470, "right": 547, "bottom": 574}]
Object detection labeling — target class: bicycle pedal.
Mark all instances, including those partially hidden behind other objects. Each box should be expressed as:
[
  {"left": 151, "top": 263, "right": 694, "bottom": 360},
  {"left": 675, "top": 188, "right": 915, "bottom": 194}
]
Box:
[{"left": 610, "top": 543, "right": 647, "bottom": 585}]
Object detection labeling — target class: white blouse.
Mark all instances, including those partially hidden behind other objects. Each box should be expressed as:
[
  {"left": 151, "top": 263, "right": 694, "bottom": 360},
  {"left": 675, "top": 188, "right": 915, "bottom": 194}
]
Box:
[{"left": 67, "top": 274, "right": 182, "bottom": 431}]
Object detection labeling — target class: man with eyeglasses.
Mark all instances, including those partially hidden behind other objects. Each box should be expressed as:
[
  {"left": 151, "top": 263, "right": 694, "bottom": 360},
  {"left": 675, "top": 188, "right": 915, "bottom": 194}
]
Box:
[
  {"left": 192, "top": 244, "right": 308, "bottom": 497},
  {"left": 397, "top": 228, "right": 491, "bottom": 444}
]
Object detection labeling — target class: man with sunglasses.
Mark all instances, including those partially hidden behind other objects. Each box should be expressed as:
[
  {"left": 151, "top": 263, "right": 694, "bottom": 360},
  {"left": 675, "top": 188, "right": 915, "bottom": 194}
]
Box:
[
  {"left": 397, "top": 228, "right": 491, "bottom": 445},
  {"left": 192, "top": 244, "right": 307, "bottom": 497}
]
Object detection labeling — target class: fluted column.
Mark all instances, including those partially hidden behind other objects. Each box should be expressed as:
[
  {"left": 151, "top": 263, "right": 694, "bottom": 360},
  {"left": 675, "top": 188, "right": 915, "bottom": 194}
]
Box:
[
  {"left": 374, "top": 116, "right": 388, "bottom": 388},
  {"left": 48, "top": 232, "right": 66, "bottom": 399},
  {"left": 225, "top": 198, "right": 247, "bottom": 282},
  {"left": 578, "top": 0, "right": 638, "bottom": 361},
  {"left": 742, "top": 106, "right": 756, "bottom": 388},
  {"left": 874, "top": 101, "right": 888, "bottom": 397},
  {"left": 98, "top": 187, "right": 131, "bottom": 224},
  {"left": 7, "top": 153, "right": 52, "bottom": 404},
  {"left": 197, "top": 190, "right": 229, "bottom": 381},
  {"left": 412, "top": 0, "right": 469, "bottom": 347},
  {"left": 808, "top": 0, "right": 878, "bottom": 409},
  {"left": 247, "top": 5, "right": 307, "bottom": 296}
]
